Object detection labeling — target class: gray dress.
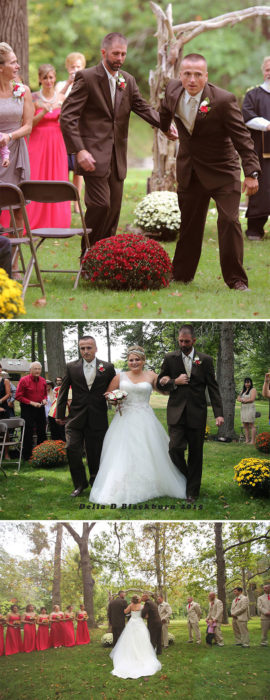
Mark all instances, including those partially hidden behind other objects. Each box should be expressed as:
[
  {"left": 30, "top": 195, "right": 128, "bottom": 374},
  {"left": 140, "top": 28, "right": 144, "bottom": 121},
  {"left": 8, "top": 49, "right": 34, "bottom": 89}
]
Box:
[
  {"left": 0, "top": 95, "right": 30, "bottom": 206},
  {"left": 240, "top": 389, "right": 256, "bottom": 423}
]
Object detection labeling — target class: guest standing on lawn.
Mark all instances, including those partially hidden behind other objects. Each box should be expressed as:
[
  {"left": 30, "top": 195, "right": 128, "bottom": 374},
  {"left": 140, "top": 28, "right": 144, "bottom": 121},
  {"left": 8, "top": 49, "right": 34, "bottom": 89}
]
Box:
[
  {"left": 15, "top": 361, "right": 47, "bottom": 461},
  {"left": 36, "top": 607, "right": 51, "bottom": 651}
]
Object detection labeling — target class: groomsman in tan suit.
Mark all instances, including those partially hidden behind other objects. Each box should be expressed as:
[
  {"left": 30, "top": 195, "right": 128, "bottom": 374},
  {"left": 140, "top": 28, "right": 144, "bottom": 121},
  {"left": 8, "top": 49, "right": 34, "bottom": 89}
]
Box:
[
  {"left": 186, "top": 596, "right": 201, "bottom": 643},
  {"left": 257, "top": 584, "right": 270, "bottom": 646},
  {"left": 206, "top": 592, "right": 224, "bottom": 646},
  {"left": 231, "top": 587, "right": 250, "bottom": 647},
  {"left": 157, "top": 595, "right": 172, "bottom": 649}
]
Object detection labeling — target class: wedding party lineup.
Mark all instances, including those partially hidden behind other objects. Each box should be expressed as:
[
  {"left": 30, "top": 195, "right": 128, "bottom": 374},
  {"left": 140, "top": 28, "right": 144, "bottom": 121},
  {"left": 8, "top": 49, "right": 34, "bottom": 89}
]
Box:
[{"left": 0, "top": 1, "right": 269, "bottom": 698}]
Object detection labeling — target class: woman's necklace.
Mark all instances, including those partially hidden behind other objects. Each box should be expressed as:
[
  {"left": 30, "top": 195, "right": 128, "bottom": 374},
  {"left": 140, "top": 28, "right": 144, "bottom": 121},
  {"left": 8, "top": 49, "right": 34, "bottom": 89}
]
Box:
[{"left": 39, "top": 88, "right": 56, "bottom": 103}]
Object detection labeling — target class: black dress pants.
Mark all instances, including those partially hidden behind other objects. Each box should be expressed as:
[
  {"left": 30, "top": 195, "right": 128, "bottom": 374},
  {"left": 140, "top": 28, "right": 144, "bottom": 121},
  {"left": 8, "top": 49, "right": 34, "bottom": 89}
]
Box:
[
  {"left": 82, "top": 148, "right": 124, "bottom": 252},
  {"left": 65, "top": 422, "right": 106, "bottom": 489},
  {"left": 168, "top": 409, "right": 206, "bottom": 498},
  {"left": 21, "top": 404, "right": 47, "bottom": 460}
]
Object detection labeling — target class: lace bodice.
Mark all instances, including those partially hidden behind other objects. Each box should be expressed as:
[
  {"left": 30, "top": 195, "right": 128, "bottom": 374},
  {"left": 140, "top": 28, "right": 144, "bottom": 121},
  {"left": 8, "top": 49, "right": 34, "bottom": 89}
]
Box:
[{"left": 119, "top": 373, "right": 152, "bottom": 411}]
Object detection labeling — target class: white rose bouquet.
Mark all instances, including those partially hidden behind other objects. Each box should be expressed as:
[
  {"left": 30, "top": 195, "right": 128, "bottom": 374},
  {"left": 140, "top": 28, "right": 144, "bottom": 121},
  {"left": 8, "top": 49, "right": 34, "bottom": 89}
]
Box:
[{"left": 106, "top": 389, "right": 128, "bottom": 416}]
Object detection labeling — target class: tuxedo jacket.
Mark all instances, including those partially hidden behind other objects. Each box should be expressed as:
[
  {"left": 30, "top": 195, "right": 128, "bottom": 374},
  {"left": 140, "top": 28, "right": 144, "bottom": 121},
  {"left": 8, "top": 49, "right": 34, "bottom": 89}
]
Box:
[
  {"left": 257, "top": 593, "right": 270, "bottom": 619},
  {"left": 60, "top": 62, "right": 160, "bottom": 180},
  {"left": 157, "top": 348, "right": 223, "bottom": 428},
  {"left": 230, "top": 594, "right": 249, "bottom": 621},
  {"left": 186, "top": 601, "right": 201, "bottom": 623},
  {"left": 207, "top": 598, "right": 223, "bottom": 623},
  {"left": 141, "top": 600, "right": 162, "bottom": 629},
  {"left": 108, "top": 597, "right": 128, "bottom": 627},
  {"left": 159, "top": 80, "right": 260, "bottom": 190},
  {"left": 56, "top": 357, "right": 115, "bottom": 430}
]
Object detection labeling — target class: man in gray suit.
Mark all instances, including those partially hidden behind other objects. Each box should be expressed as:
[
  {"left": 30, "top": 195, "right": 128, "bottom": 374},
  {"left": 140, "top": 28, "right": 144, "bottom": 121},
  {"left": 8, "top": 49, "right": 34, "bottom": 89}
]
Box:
[
  {"left": 157, "top": 324, "right": 223, "bottom": 501},
  {"left": 56, "top": 335, "right": 115, "bottom": 497}
]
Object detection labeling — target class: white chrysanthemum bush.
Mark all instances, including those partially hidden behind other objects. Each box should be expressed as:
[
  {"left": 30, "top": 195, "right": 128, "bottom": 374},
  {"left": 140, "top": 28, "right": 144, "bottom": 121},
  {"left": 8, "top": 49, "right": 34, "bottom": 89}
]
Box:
[{"left": 133, "top": 190, "right": 180, "bottom": 240}]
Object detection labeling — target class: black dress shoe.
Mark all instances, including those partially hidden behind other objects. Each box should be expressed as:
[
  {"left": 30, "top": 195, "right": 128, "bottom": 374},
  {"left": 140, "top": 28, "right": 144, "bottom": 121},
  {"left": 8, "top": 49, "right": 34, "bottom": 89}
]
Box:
[{"left": 71, "top": 485, "right": 88, "bottom": 497}]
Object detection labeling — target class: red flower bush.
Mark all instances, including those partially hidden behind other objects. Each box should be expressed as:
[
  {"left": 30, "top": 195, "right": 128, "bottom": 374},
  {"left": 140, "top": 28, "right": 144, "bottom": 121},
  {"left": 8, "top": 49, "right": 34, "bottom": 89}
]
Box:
[
  {"left": 255, "top": 432, "right": 270, "bottom": 454},
  {"left": 30, "top": 440, "right": 67, "bottom": 468},
  {"left": 82, "top": 233, "right": 172, "bottom": 290}
]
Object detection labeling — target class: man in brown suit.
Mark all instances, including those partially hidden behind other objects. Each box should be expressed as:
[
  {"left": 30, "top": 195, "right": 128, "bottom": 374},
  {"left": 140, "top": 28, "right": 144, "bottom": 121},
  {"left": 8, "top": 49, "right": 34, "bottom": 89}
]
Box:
[
  {"left": 60, "top": 32, "right": 176, "bottom": 249},
  {"left": 157, "top": 324, "right": 224, "bottom": 501},
  {"left": 257, "top": 583, "right": 270, "bottom": 646},
  {"left": 108, "top": 591, "right": 128, "bottom": 647},
  {"left": 159, "top": 53, "right": 261, "bottom": 291},
  {"left": 141, "top": 593, "right": 162, "bottom": 654}
]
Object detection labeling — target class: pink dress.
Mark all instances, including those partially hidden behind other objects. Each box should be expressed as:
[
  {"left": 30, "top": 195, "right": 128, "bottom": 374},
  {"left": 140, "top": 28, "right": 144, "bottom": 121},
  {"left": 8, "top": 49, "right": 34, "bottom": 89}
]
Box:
[
  {"left": 64, "top": 615, "right": 75, "bottom": 647},
  {"left": 5, "top": 615, "right": 23, "bottom": 655},
  {"left": 75, "top": 613, "right": 90, "bottom": 645},
  {"left": 0, "top": 624, "right": 4, "bottom": 656},
  {"left": 50, "top": 613, "right": 64, "bottom": 648},
  {"left": 36, "top": 616, "right": 51, "bottom": 650},
  {"left": 22, "top": 615, "right": 36, "bottom": 653},
  {"left": 27, "top": 107, "right": 71, "bottom": 229}
]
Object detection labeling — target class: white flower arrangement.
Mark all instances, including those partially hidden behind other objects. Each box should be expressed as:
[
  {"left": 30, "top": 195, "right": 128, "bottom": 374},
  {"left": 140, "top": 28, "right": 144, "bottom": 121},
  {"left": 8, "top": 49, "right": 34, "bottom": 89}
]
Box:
[
  {"left": 101, "top": 632, "right": 113, "bottom": 647},
  {"left": 168, "top": 632, "right": 175, "bottom": 644},
  {"left": 133, "top": 191, "right": 180, "bottom": 240}
]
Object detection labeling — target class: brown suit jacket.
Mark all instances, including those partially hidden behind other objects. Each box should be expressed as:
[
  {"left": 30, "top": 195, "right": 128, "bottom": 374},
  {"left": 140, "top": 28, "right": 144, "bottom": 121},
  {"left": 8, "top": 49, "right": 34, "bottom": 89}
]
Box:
[
  {"left": 56, "top": 357, "right": 115, "bottom": 430},
  {"left": 60, "top": 62, "right": 160, "bottom": 180},
  {"left": 157, "top": 348, "right": 223, "bottom": 428},
  {"left": 141, "top": 599, "right": 162, "bottom": 632},
  {"left": 159, "top": 80, "right": 260, "bottom": 189},
  {"left": 108, "top": 597, "right": 128, "bottom": 628}
]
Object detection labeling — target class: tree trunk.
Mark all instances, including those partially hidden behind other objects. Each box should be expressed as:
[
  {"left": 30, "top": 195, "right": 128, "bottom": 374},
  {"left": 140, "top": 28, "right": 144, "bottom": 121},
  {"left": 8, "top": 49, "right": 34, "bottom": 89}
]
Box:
[
  {"left": 106, "top": 322, "right": 111, "bottom": 362},
  {"left": 37, "top": 324, "right": 45, "bottom": 377},
  {"left": 217, "top": 322, "right": 236, "bottom": 440},
  {"left": 154, "top": 523, "right": 162, "bottom": 593},
  {"left": 52, "top": 523, "right": 63, "bottom": 607},
  {"left": 44, "top": 322, "right": 66, "bottom": 381},
  {"left": 63, "top": 523, "right": 96, "bottom": 627},
  {"left": 0, "top": 0, "right": 29, "bottom": 84},
  {"left": 31, "top": 326, "right": 36, "bottom": 362},
  {"left": 214, "top": 522, "right": 228, "bottom": 624}
]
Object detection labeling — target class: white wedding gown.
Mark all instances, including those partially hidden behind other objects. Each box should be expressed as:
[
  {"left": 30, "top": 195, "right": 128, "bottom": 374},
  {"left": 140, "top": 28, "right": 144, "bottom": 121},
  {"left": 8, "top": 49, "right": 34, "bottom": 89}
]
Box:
[
  {"left": 90, "top": 372, "right": 186, "bottom": 505},
  {"left": 110, "top": 609, "right": 162, "bottom": 679}
]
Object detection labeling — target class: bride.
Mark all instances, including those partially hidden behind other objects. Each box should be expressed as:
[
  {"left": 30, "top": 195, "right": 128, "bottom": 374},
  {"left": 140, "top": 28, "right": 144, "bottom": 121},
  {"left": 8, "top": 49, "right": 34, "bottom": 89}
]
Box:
[
  {"left": 110, "top": 595, "right": 161, "bottom": 679},
  {"left": 90, "top": 345, "right": 186, "bottom": 506}
]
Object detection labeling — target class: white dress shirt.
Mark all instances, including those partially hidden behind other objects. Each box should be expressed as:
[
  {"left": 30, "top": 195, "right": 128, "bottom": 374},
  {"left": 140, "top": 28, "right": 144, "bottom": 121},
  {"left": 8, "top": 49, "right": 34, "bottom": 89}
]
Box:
[
  {"left": 245, "top": 80, "right": 270, "bottom": 131},
  {"left": 182, "top": 347, "right": 195, "bottom": 377},
  {"left": 83, "top": 358, "right": 96, "bottom": 390},
  {"left": 176, "top": 89, "right": 203, "bottom": 134}
]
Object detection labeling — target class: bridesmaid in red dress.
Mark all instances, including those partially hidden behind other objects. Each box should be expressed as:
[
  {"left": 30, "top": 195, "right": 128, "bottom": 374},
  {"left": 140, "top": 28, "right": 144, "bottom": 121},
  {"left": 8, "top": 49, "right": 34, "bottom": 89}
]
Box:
[
  {"left": 64, "top": 605, "right": 75, "bottom": 647},
  {"left": 22, "top": 604, "right": 37, "bottom": 653},
  {"left": 75, "top": 604, "right": 90, "bottom": 645},
  {"left": 5, "top": 605, "right": 22, "bottom": 655},
  {"left": 0, "top": 609, "right": 5, "bottom": 656},
  {"left": 49, "top": 604, "right": 65, "bottom": 648},
  {"left": 27, "top": 64, "right": 71, "bottom": 229},
  {"left": 36, "top": 607, "right": 51, "bottom": 651}
]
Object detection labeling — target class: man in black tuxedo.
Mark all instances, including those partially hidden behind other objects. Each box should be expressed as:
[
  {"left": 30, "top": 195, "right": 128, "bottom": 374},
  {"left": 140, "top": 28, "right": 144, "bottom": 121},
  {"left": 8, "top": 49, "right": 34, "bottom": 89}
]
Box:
[
  {"left": 56, "top": 335, "right": 115, "bottom": 497},
  {"left": 108, "top": 591, "right": 128, "bottom": 646},
  {"left": 141, "top": 593, "right": 162, "bottom": 654},
  {"left": 157, "top": 324, "right": 224, "bottom": 501}
]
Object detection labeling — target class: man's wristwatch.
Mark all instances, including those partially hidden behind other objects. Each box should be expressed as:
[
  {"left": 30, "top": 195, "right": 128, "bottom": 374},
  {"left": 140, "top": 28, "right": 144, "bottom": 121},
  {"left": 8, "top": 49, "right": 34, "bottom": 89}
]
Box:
[{"left": 249, "top": 171, "right": 259, "bottom": 179}]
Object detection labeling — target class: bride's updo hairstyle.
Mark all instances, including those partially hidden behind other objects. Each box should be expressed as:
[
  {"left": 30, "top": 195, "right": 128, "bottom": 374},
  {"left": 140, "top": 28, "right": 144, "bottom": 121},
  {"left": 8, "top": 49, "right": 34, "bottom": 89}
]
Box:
[
  {"left": 131, "top": 595, "right": 140, "bottom": 604},
  {"left": 127, "top": 345, "right": 145, "bottom": 361}
]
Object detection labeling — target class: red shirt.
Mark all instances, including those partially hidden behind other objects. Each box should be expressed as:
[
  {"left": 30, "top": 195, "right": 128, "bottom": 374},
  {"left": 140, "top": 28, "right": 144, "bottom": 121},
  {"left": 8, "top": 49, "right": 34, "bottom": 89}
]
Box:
[{"left": 15, "top": 374, "right": 47, "bottom": 405}]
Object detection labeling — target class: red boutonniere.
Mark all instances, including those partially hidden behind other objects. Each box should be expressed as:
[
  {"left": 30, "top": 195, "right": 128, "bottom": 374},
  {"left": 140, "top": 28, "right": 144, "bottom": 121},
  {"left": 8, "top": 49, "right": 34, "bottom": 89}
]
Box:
[
  {"left": 116, "top": 74, "right": 127, "bottom": 90},
  {"left": 193, "top": 356, "right": 202, "bottom": 366},
  {"left": 12, "top": 81, "right": 26, "bottom": 101},
  {"left": 198, "top": 97, "right": 211, "bottom": 114},
  {"left": 98, "top": 364, "right": 105, "bottom": 372}
]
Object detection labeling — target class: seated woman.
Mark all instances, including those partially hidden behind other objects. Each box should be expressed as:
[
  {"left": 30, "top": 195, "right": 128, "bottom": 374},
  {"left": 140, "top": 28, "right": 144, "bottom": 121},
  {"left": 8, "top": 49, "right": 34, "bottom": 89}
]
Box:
[
  {"left": 22, "top": 604, "right": 36, "bottom": 653},
  {"left": 5, "top": 604, "right": 22, "bottom": 655},
  {"left": 36, "top": 607, "right": 50, "bottom": 651},
  {"left": 237, "top": 377, "right": 257, "bottom": 444}
]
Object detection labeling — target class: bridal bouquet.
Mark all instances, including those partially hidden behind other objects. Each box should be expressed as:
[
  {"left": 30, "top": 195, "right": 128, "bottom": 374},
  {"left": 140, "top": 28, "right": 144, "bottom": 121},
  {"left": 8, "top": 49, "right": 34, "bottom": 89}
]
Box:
[{"left": 106, "top": 389, "right": 128, "bottom": 416}]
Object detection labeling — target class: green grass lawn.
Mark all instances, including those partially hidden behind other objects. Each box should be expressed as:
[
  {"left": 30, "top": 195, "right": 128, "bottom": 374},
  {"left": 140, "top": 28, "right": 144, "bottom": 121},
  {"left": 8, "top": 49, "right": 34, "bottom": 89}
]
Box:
[
  {"left": 1, "top": 402, "right": 269, "bottom": 521},
  {"left": 0, "top": 620, "right": 269, "bottom": 700},
  {"left": 20, "top": 168, "right": 269, "bottom": 320}
]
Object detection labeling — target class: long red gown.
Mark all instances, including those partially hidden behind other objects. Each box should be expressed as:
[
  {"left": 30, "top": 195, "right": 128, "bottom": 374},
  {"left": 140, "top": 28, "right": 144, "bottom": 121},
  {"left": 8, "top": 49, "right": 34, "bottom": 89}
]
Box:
[
  {"left": 50, "top": 613, "right": 65, "bottom": 648},
  {"left": 22, "top": 615, "right": 36, "bottom": 653},
  {"left": 0, "top": 625, "right": 4, "bottom": 656},
  {"left": 36, "top": 616, "right": 51, "bottom": 651},
  {"left": 75, "top": 613, "right": 90, "bottom": 645},
  {"left": 5, "top": 615, "right": 22, "bottom": 655},
  {"left": 27, "top": 107, "right": 71, "bottom": 229},
  {"left": 64, "top": 616, "right": 75, "bottom": 647}
]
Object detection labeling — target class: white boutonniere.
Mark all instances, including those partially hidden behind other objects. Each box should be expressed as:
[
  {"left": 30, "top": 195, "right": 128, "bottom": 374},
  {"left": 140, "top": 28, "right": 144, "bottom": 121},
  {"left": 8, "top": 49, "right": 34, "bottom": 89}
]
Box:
[
  {"left": 116, "top": 74, "right": 127, "bottom": 90},
  {"left": 12, "top": 81, "right": 26, "bottom": 101},
  {"left": 198, "top": 97, "right": 211, "bottom": 114},
  {"left": 193, "top": 355, "right": 202, "bottom": 366}
]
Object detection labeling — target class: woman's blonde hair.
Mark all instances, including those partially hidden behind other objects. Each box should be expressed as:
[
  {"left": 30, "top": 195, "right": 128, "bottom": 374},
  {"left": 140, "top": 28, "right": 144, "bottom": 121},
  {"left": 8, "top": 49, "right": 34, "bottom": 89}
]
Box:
[
  {"left": 38, "top": 63, "right": 56, "bottom": 83},
  {"left": 0, "top": 42, "right": 13, "bottom": 65},
  {"left": 65, "top": 52, "right": 86, "bottom": 70},
  {"left": 127, "top": 345, "right": 145, "bottom": 361}
]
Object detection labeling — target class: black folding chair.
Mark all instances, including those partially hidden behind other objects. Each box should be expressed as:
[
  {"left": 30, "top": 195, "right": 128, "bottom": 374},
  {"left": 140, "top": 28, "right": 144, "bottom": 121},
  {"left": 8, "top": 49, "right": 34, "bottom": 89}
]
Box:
[
  {"left": 0, "top": 183, "right": 45, "bottom": 298},
  {"left": 20, "top": 181, "right": 91, "bottom": 289}
]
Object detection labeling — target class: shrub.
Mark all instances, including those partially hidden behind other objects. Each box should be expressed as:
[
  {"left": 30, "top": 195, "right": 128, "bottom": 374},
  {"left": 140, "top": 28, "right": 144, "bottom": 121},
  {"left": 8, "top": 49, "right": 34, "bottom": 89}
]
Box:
[
  {"left": 255, "top": 432, "right": 270, "bottom": 454},
  {"left": 133, "top": 191, "right": 180, "bottom": 240},
  {"left": 30, "top": 440, "right": 67, "bottom": 468},
  {"left": 82, "top": 233, "right": 172, "bottom": 290},
  {"left": 234, "top": 457, "right": 270, "bottom": 496},
  {"left": 0, "top": 268, "right": 25, "bottom": 318},
  {"left": 101, "top": 632, "right": 113, "bottom": 647}
]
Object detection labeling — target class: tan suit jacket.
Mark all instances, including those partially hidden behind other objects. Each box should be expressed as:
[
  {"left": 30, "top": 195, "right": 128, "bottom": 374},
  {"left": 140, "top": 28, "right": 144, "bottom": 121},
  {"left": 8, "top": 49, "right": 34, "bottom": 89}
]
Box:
[
  {"left": 158, "top": 601, "right": 172, "bottom": 623},
  {"left": 187, "top": 601, "right": 201, "bottom": 622},
  {"left": 159, "top": 80, "right": 260, "bottom": 190},
  {"left": 60, "top": 62, "right": 160, "bottom": 180},
  {"left": 207, "top": 598, "right": 223, "bottom": 623},
  {"left": 231, "top": 594, "right": 249, "bottom": 621},
  {"left": 257, "top": 593, "right": 270, "bottom": 619}
]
